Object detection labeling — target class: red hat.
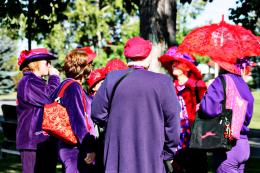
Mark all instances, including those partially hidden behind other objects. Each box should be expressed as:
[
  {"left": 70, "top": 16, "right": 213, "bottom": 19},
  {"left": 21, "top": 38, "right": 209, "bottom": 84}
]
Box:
[
  {"left": 124, "top": 36, "right": 152, "bottom": 60},
  {"left": 257, "top": 36, "right": 260, "bottom": 54},
  {"left": 78, "top": 46, "right": 96, "bottom": 63},
  {"left": 215, "top": 57, "right": 253, "bottom": 75},
  {"left": 87, "top": 67, "right": 106, "bottom": 92},
  {"left": 18, "top": 48, "right": 57, "bottom": 70},
  {"left": 104, "top": 59, "right": 128, "bottom": 74},
  {"left": 158, "top": 46, "right": 203, "bottom": 80},
  {"left": 215, "top": 60, "right": 241, "bottom": 75}
]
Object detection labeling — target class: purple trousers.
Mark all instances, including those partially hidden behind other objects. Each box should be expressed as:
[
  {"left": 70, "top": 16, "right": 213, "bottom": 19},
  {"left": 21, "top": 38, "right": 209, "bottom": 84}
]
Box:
[
  {"left": 20, "top": 138, "right": 58, "bottom": 173},
  {"left": 59, "top": 144, "right": 96, "bottom": 173},
  {"left": 213, "top": 135, "right": 250, "bottom": 173}
]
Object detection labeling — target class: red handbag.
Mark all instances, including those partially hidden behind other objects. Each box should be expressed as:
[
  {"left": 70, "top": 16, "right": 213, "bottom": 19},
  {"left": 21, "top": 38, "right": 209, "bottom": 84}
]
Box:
[{"left": 42, "top": 80, "right": 89, "bottom": 145}]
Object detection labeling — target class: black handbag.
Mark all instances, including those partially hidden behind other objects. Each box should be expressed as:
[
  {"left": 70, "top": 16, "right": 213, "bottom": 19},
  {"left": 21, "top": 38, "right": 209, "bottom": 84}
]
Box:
[{"left": 190, "top": 76, "right": 234, "bottom": 151}]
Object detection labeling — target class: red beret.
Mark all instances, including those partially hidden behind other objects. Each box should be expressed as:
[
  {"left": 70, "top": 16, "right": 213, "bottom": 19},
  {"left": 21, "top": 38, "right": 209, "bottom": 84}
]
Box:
[
  {"left": 124, "top": 37, "right": 152, "bottom": 60},
  {"left": 87, "top": 67, "right": 106, "bottom": 92},
  {"left": 78, "top": 46, "right": 96, "bottom": 63},
  {"left": 104, "top": 59, "right": 128, "bottom": 74}
]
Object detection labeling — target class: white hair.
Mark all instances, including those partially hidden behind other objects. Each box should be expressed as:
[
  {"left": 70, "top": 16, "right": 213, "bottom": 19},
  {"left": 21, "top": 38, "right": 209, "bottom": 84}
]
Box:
[{"left": 127, "top": 53, "right": 153, "bottom": 68}]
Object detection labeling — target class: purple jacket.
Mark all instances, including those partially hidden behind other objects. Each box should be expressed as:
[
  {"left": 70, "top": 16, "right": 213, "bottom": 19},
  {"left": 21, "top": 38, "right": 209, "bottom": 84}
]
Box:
[
  {"left": 91, "top": 68, "right": 180, "bottom": 173},
  {"left": 200, "top": 73, "right": 254, "bottom": 137},
  {"left": 16, "top": 72, "right": 60, "bottom": 150}
]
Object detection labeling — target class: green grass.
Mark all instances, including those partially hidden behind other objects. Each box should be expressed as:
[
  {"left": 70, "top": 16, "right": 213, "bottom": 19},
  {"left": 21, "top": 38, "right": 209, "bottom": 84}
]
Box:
[
  {"left": 0, "top": 132, "right": 62, "bottom": 173},
  {"left": 249, "top": 91, "right": 260, "bottom": 129},
  {"left": 0, "top": 154, "right": 63, "bottom": 173}
]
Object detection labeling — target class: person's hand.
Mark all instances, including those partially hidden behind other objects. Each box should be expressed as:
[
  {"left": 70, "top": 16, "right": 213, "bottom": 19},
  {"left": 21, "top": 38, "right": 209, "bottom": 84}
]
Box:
[
  {"left": 84, "top": 152, "right": 96, "bottom": 164},
  {"left": 196, "top": 103, "right": 200, "bottom": 112},
  {"left": 164, "top": 160, "right": 174, "bottom": 173},
  {"left": 48, "top": 66, "right": 60, "bottom": 76}
]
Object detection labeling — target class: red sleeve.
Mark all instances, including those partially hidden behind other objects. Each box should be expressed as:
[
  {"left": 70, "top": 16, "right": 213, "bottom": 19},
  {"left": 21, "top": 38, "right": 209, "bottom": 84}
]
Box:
[{"left": 196, "top": 80, "right": 207, "bottom": 101}]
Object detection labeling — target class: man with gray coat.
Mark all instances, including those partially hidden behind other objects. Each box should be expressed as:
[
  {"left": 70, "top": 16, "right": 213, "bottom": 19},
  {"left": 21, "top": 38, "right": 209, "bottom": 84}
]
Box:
[{"left": 91, "top": 36, "right": 180, "bottom": 173}]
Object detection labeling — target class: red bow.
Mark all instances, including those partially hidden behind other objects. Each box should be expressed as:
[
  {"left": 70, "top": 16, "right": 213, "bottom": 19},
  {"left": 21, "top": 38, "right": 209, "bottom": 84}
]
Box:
[{"left": 18, "top": 50, "right": 29, "bottom": 65}]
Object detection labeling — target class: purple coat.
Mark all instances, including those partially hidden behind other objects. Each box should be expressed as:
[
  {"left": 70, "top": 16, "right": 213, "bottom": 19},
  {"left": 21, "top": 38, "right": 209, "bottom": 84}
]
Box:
[
  {"left": 200, "top": 73, "right": 254, "bottom": 137},
  {"left": 16, "top": 72, "right": 60, "bottom": 150},
  {"left": 91, "top": 68, "right": 180, "bottom": 173}
]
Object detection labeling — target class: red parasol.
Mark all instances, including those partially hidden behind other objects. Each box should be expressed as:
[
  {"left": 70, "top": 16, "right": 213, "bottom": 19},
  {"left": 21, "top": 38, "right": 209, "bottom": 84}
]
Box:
[
  {"left": 177, "top": 16, "right": 260, "bottom": 64},
  {"left": 258, "top": 36, "right": 260, "bottom": 54}
]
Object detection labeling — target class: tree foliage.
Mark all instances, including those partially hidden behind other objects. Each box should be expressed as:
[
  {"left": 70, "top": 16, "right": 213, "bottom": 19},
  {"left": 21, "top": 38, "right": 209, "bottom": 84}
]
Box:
[
  {"left": 124, "top": 0, "right": 210, "bottom": 46},
  {"left": 0, "top": 0, "right": 227, "bottom": 70},
  {"left": 176, "top": 0, "right": 207, "bottom": 43},
  {"left": 122, "top": 0, "right": 210, "bottom": 72},
  {"left": 42, "top": 0, "right": 139, "bottom": 68},
  {"left": 0, "top": 28, "right": 19, "bottom": 94},
  {"left": 0, "top": 0, "right": 70, "bottom": 48},
  {"left": 2, "top": 0, "right": 259, "bottom": 70},
  {"left": 229, "top": 0, "right": 260, "bottom": 35}
]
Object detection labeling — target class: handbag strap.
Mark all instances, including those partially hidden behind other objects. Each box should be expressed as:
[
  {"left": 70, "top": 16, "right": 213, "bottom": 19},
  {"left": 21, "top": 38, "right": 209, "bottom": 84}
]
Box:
[
  {"left": 56, "top": 79, "right": 92, "bottom": 131},
  {"left": 81, "top": 89, "right": 92, "bottom": 131},
  {"left": 56, "top": 79, "right": 87, "bottom": 114},
  {"left": 219, "top": 75, "right": 227, "bottom": 111},
  {"left": 57, "top": 79, "right": 76, "bottom": 98},
  {"left": 108, "top": 69, "right": 134, "bottom": 110}
]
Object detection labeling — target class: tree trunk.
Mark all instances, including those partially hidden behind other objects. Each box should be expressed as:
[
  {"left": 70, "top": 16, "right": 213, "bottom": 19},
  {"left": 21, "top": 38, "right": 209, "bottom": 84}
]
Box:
[
  {"left": 27, "top": 0, "right": 33, "bottom": 50},
  {"left": 139, "top": 0, "right": 177, "bottom": 72}
]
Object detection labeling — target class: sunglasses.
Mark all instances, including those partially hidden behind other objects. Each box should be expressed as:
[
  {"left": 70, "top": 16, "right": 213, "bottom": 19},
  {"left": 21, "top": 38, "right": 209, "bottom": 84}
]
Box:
[{"left": 45, "top": 60, "right": 51, "bottom": 66}]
